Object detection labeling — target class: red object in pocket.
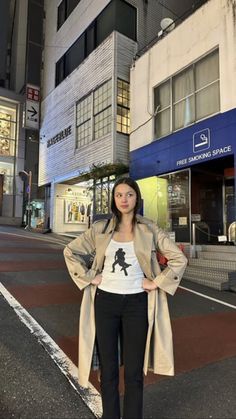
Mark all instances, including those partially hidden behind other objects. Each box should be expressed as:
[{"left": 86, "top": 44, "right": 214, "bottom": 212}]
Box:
[
  {"left": 156, "top": 252, "right": 168, "bottom": 266},
  {"left": 157, "top": 244, "right": 185, "bottom": 266}
]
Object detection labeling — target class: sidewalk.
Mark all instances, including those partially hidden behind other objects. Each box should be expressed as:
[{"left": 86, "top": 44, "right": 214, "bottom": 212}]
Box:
[{"left": 0, "top": 295, "right": 94, "bottom": 419}]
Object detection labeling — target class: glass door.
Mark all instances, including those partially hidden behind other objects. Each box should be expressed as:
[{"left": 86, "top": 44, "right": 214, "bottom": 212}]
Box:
[{"left": 158, "top": 169, "right": 190, "bottom": 242}]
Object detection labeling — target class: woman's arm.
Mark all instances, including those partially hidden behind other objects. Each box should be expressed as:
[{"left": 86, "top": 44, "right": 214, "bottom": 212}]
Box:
[
  {"left": 151, "top": 224, "right": 188, "bottom": 295},
  {"left": 63, "top": 225, "right": 97, "bottom": 290}
]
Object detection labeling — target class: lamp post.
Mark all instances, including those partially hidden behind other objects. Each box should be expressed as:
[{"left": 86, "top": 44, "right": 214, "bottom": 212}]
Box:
[{"left": 19, "top": 170, "right": 32, "bottom": 230}]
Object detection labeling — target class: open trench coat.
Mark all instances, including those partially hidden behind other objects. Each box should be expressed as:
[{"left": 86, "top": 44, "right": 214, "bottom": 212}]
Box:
[{"left": 63, "top": 215, "right": 187, "bottom": 388}]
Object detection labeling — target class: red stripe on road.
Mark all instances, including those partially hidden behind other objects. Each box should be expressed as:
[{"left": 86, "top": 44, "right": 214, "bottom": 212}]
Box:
[
  {"left": 173, "top": 311, "right": 236, "bottom": 373},
  {"left": 0, "top": 247, "right": 61, "bottom": 253},
  {"left": 6, "top": 282, "right": 82, "bottom": 308},
  {"left": 56, "top": 335, "right": 78, "bottom": 366},
  {"left": 0, "top": 260, "right": 66, "bottom": 271}
]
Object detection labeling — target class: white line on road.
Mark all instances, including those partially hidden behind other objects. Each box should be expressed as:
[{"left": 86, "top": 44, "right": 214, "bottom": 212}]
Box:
[
  {"left": 0, "top": 282, "right": 102, "bottom": 418},
  {"left": 179, "top": 285, "right": 236, "bottom": 309}
]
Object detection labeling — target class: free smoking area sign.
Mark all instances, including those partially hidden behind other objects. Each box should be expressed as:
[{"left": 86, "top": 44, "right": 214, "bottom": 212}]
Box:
[
  {"left": 176, "top": 126, "right": 232, "bottom": 167},
  {"left": 193, "top": 128, "right": 210, "bottom": 152}
]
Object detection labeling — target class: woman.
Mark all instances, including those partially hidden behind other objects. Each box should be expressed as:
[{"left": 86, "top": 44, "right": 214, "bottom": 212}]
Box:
[{"left": 64, "top": 177, "right": 187, "bottom": 419}]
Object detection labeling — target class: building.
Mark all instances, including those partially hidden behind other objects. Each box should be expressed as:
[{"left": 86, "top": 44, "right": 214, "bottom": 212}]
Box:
[
  {"left": 39, "top": 0, "right": 207, "bottom": 234},
  {"left": 0, "top": 0, "right": 44, "bottom": 227},
  {"left": 130, "top": 0, "right": 236, "bottom": 247}
]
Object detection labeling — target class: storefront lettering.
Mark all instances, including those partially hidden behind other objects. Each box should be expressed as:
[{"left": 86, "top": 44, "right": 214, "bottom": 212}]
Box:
[
  {"left": 176, "top": 145, "right": 232, "bottom": 167},
  {"left": 47, "top": 125, "right": 72, "bottom": 148}
]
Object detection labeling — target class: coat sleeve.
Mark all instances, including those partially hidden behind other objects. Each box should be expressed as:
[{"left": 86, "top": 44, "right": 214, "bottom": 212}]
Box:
[
  {"left": 151, "top": 224, "right": 188, "bottom": 295},
  {"left": 63, "top": 224, "right": 97, "bottom": 290}
]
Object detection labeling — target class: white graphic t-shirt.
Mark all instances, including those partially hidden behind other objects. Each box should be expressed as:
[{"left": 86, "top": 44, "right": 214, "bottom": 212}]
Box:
[{"left": 98, "top": 239, "right": 144, "bottom": 294}]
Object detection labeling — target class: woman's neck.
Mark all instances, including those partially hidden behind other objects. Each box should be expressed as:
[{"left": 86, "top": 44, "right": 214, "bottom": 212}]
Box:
[
  {"left": 113, "top": 214, "right": 135, "bottom": 242},
  {"left": 118, "top": 213, "right": 134, "bottom": 233}
]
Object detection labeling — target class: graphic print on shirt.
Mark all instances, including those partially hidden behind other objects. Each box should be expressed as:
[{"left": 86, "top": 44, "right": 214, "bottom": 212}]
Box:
[{"left": 111, "top": 248, "right": 131, "bottom": 276}]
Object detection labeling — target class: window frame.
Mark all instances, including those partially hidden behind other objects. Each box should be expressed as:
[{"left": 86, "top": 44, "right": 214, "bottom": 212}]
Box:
[
  {"left": 116, "top": 78, "right": 130, "bottom": 135},
  {"left": 76, "top": 79, "right": 112, "bottom": 149},
  {"left": 57, "top": 0, "right": 80, "bottom": 31},
  {"left": 154, "top": 49, "right": 220, "bottom": 140}
]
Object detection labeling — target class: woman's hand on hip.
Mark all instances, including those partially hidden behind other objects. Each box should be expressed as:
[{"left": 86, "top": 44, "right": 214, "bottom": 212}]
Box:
[
  {"left": 142, "top": 278, "right": 158, "bottom": 292},
  {"left": 91, "top": 274, "right": 103, "bottom": 286}
]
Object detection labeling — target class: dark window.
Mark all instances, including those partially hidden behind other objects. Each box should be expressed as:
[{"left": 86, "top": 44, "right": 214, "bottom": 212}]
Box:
[
  {"left": 56, "top": 57, "right": 65, "bottom": 86},
  {"left": 57, "top": 0, "right": 80, "bottom": 30},
  {"left": 27, "top": 44, "right": 42, "bottom": 86},
  {"left": 28, "top": 1, "right": 44, "bottom": 45},
  {"left": 65, "top": 34, "right": 85, "bottom": 77},
  {"left": 55, "top": 0, "right": 137, "bottom": 86},
  {"left": 57, "top": 1, "right": 66, "bottom": 30},
  {"left": 96, "top": 1, "right": 116, "bottom": 45},
  {"left": 96, "top": 0, "right": 136, "bottom": 46},
  {"left": 86, "top": 23, "right": 96, "bottom": 57},
  {"left": 67, "top": 0, "right": 79, "bottom": 16},
  {"left": 115, "top": 0, "right": 136, "bottom": 41}
]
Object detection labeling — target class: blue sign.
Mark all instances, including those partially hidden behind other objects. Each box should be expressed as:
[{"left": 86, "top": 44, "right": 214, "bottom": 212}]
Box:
[
  {"left": 193, "top": 128, "right": 210, "bottom": 153},
  {"left": 130, "top": 109, "right": 236, "bottom": 180}
]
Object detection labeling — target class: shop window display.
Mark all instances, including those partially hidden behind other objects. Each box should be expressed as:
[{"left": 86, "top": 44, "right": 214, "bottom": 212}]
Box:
[
  {"left": 0, "top": 163, "right": 13, "bottom": 194},
  {"left": 0, "top": 104, "right": 17, "bottom": 156},
  {"left": 65, "top": 200, "right": 91, "bottom": 223}
]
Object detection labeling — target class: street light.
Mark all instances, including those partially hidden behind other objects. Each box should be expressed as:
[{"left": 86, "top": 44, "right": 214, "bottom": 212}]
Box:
[{"left": 19, "top": 170, "right": 32, "bottom": 230}]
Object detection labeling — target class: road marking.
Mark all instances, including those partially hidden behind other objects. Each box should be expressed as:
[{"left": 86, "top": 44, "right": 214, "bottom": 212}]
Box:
[
  {"left": 0, "top": 282, "right": 102, "bottom": 418},
  {"left": 180, "top": 285, "right": 236, "bottom": 309}
]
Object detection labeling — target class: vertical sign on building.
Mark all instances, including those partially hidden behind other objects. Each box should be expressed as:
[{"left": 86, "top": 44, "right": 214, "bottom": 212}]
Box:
[{"left": 24, "top": 84, "right": 40, "bottom": 130}]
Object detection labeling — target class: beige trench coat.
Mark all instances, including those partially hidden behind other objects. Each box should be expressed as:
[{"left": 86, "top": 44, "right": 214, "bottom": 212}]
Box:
[{"left": 64, "top": 215, "right": 187, "bottom": 388}]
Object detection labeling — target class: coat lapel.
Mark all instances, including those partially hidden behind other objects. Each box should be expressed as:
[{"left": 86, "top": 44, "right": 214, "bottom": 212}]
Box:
[
  {"left": 95, "top": 232, "right": 112, "bottom": 272},
  {"left": 134, "top": 222, "right": 154, "bottom": 279}
]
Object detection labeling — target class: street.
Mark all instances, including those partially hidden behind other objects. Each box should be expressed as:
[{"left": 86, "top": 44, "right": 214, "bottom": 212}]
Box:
[{"left": 0, "top": 226, "right": 236, "bottom": 419}]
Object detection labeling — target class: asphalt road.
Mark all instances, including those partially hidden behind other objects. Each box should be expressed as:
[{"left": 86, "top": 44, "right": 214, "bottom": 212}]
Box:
[{"left": 0, "top": 226, "right": 236, "bottom": 419}]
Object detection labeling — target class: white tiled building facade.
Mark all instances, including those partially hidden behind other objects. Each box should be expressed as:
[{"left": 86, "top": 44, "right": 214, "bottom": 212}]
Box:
[{"left": 39, "top": 0, "right": 209, "bottom": 233}]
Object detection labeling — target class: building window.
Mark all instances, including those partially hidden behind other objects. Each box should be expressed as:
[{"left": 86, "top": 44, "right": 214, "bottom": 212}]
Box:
[
  {"left": 76, "top": 80, "right": 112, "bottom": 148},
  {"left": 0, "top": 102, "right": 17, "bottom": 157},
  {"left": 64, "top": 33, "right": 85, "bottom": 78},
  {"left": 94, "top": 80, "right": 112, "bottom": 140},
  {"left": 94, "top": 175, "right": 116, "bottom": 215},
  {"left": 57, "top": 0, "right": 80, "bottom": 30},
  {"left": 117, "top": 79, "right": 130, "bottom": 134},
  {"left": 76, "top": 95, "right": 91, "bottom": 147},
  {"left": 154, "top": 49, "right": 220, "bottom": 139},
  {"left": 55, "top": 0, "right": 137, "bottom": 86}
]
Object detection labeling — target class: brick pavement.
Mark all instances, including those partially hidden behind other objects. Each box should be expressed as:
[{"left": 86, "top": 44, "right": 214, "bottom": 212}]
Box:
[{"left": 1, "top": 230, "right": 236, "bottom": 396}]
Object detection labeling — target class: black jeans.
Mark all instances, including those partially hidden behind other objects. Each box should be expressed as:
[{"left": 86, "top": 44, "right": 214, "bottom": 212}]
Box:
[{"left": 95, "top": 289, "right": 148, "bottom": 419}]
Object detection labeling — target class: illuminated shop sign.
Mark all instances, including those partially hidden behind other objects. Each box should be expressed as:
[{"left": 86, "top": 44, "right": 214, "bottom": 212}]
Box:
[
  {"left": 47, "top": 125, "right": 72, "bottom": 148},
  {"left": 130, "top": 109, "right": 236, "bottom": 180},
  {"left": 176, "top": 128, "right": 232, "bottom": 167}
]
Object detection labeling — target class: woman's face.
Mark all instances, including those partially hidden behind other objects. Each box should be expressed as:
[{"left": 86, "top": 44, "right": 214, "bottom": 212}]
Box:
[{"left": 114, "top": 183, "right": 137, "bottom": 215}]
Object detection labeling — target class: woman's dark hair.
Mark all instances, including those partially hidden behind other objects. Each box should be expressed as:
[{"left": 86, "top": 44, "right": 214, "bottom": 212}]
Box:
[{"left": 111, "top": 177, "right": 142, "bottom": 227}]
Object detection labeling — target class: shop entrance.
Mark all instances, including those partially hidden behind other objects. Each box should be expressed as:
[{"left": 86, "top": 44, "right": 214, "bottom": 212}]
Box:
[
  {"left": 191, "top": 156, "right": 235, "bottom": 244},
  {"left": 137, "top": 155, "right": 235, "bottom": 245}
]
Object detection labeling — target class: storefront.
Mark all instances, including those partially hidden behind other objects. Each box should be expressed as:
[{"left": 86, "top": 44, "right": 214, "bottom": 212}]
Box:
[
  {"left": 130, "top": 109, "right": 236, "bottom": 244},
  {"left": 51, "top": 174, "right": 117, "bottom": 234},
  {"left": 0, "top": 94, "right": 24, "bottom": 223}
]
